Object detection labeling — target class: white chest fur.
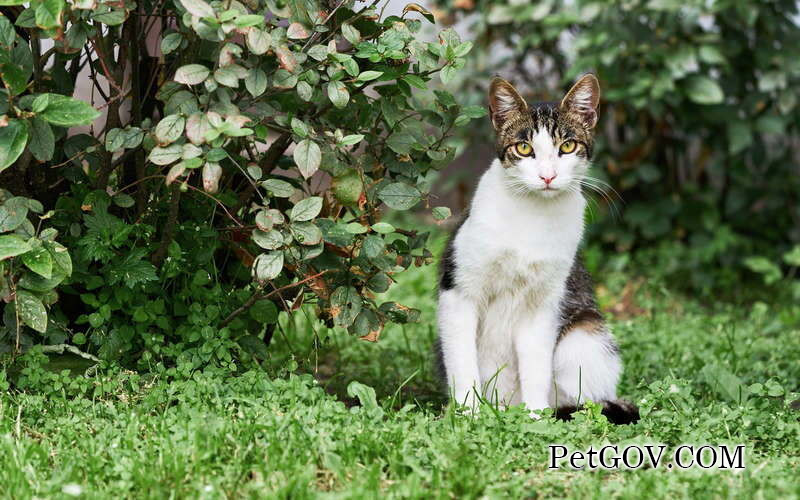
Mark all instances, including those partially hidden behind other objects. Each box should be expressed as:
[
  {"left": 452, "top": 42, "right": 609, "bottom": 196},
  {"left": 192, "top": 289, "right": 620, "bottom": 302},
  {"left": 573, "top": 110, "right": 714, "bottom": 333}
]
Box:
[{"left": 452, "top": 161, "right": 586, "bottom": 309}]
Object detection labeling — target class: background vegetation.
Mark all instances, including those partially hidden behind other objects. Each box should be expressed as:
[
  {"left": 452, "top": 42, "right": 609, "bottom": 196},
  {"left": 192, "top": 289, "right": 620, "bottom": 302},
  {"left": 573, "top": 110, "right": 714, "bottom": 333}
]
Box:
[
  {"left": 435, "top": 0, "right": 800, "bottom": 293},
  {"left": 0, "top": 0, "right": 481, "bottom": 367},
  {"left": 1, "top": 0, "right": 799, "bottom": 497}
]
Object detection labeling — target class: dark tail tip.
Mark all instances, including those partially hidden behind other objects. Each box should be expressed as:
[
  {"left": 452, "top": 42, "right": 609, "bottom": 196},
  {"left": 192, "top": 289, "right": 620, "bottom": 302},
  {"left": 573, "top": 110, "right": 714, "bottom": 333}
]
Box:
[
  {"left": 601, "top": 399, "right": 640, "bottom": 425},
  {"left": 555, "top": 399, "right": 640, "bottom": 425}
]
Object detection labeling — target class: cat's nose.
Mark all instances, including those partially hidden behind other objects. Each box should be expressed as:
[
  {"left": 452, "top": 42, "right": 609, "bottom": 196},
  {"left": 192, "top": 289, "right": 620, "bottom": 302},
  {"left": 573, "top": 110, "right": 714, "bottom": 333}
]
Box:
[{"left": 539, "top": 174, "right": 557, "bottom": 185}]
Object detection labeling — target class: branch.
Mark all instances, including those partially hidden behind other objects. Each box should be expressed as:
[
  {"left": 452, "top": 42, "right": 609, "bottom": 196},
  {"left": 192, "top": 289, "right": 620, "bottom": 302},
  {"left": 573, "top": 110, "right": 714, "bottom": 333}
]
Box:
[
  {"left": 219, "top": 270, "right": 329, "bottom": 328},
  {"left": 151, "top": 183, "right": 181, "bottom": 266},
  {"left": 40, "top": 344, "right": 101, "bottom": 363}
]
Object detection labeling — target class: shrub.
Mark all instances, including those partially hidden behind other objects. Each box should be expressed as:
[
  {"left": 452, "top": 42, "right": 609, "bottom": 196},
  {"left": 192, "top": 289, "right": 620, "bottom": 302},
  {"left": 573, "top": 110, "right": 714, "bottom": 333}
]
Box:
[
  {"left": 433, "top": 0, "right": 800, "bottom": 292},
  {"left": 0, "top": 1, "right": 480, "bottom": 369}
]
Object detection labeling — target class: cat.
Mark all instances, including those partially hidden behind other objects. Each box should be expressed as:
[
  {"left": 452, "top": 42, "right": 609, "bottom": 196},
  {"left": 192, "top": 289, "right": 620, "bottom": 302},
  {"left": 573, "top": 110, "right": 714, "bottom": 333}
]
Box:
[{"left": 435, "top": 74, "right": 639, "bottom": 424}]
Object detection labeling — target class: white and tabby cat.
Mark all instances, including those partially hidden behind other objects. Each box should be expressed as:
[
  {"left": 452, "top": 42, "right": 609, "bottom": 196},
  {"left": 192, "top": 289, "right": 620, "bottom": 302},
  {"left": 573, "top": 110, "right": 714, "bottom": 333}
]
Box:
[{"left": 435, "top": 74, "right": 638, "bottom": 424}]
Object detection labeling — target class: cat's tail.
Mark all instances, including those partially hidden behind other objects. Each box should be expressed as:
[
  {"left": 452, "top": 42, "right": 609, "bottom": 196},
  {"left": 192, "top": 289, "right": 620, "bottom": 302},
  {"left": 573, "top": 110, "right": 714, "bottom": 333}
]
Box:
[{"left": 555, "top": 399, "right": 640, "bottom": 425}]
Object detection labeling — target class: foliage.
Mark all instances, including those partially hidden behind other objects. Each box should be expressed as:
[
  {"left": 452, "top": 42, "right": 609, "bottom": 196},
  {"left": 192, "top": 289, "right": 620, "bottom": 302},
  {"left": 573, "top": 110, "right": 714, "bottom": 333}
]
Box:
[
  {"left": 0, "top": 1, "right": 481, "bottom": 364},
  {"left": 0, "top": 191, "right": 72, "bottom": 352},
  {"left": 2, "top": 250, "right": 800, "bottom": 496},
  {"left": 434, "top": 0, "right": 800, "bottom": 292}
]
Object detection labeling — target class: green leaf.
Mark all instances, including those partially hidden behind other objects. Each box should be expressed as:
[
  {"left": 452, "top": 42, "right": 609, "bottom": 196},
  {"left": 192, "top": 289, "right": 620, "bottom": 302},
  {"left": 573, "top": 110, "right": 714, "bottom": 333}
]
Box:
[
  {"left": 327, "top": 81, "right": 349, "bottom": 109},
  {"left": 35, "top": 0, "right": 64, "bottom": 29},
  {"left": 378, "top": 183, "right": 421, "bottom": 210},
  {"left": 45, "top": 241, "right": 71, "bottom": 276},
  {"left": 0, "top": 119, "right": 29, "bottom": 172},
  {"left": 174, "top": 64, "right": 210, "bottom": 85},
  {"left": 15, "top": 289, "right": 47, "bottom": 332},
  {"left": 727, "top": 122, "right": 752, "bottom": 155},
  {"left": 290, "top": 196, "right": 323, "bottom": 222},
  {"left": 179, "top": 0, "right": 215, "bottom": 18},
  {"left": 0, "top": 197, "right": 29, "bottom": 231},
  {"left": 0, "top": 234, "right": 32, "bottom": 260},
  {"left": 296, "top": 81, "right": 313, "bottom": 101},
  {"left": 252, "top": 229, "right": 284, "bottom": 250},
  {"left": 743, "top": 256, "right": 782, "bottom": 285},
  {"left": 356, "top": 70, "right": 383, "bottom": 82},
  {"left": 362, "top": 235, "right": 384, "bottom": 259},
  {"left": 386, "top": 132, "right": 415, "bottom": 154},
  {"left": 346, "top": 381, "right": 383, "bottom": 418},
  {"left": 1, "top": 57, "right": 30, "bottom": 95},
  {"left": 341, "top": 23, "right": 360, "bottom": 45},
  {"left": 245, "top": 68, "right": 267, "bottom": 97},
  {"left": 783, "top": 246, "right": 800, "bottom": 267},
  {"left": 214, "top": 67, "right": 239, "bottom": 87},
  {"left": 339, "top": 134, "right": 364, "bottom": 146},
  {"left": 262, "top": 179, "right": 295, "bottom": 198},
  {"left": 235, "top": 14, "right": 265, "bottom": 28},
  {"left": 371, "top": 222, "right": 395, "bottom": 234},
  {"left": 432, "top": 206, "right": 451, "bottom": 221},
  {"left": 401, "top": 74, "right": 427, "bottom": 90},
  {"left": 22, "top": 245, "right": 52, "bottom": 279},
  {"left": 290, "top": 221, "right": 322, "bottom": 245},
  {"left": 249, "top": 299, "right": 278, "bottom": 324},
  {"left": 91, "top": 8, "right": 126, "bottom": 25},
  {"left": 330, "top": 286, "right": 362, "bottom": 328},
  {"left": 149, "top": 144, "right": 183, "bottom": 165},
  {"left": 345, "top": 222, "right": 368, "bottom": 234},
  {"left": 332, "top": 171, "right": 362, "bottom": 206},
  {"left": 440, "top": 64, "right": 458, "bottom": 85},
  {"left": 452, "top": 41, "right": 473, "bottom": 58},
  {"left": 113, "top": 193, "right": 135, "bottom": 208},
  {"left": 293, "top": 139, "right": 321, "bottom": 179},
  {"left": 461, "top": 105, "right": 487, "bottom": 118},
  {"left": 39, "top": 94, "right": 100, "bottom": 127},
  {"left": 161, "top": 33, "right": 182, "bottom": 55},
  {"left": 252, "top": 251, "right": 284, "bottom": 281},
  {"left": 154, "top": 114, "right": 185, "bottom": 144},
  {"left": 27, "top": 117, "right": 54, "bottom": 161},
  {"left": 698, "top": 45, "right": 725, "bottom": 64},
  {"left": 684, "top": 76, "right": 724, "bottom": 105}
]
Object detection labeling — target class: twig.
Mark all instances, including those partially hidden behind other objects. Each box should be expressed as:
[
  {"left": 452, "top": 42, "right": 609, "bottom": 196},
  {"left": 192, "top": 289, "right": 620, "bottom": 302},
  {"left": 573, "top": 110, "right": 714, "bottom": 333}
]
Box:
[
  {"left": 183, "top": 183, "right": 244, "bottom": 227},
  {"left": 151, "top": 183, "right": 181, "bottom": 266},
  {"left": 40, "top": 344, "right": 102, "bottom": 363},
  {"left": 89, "top": 35, "right": 124, "bottom": 94},
  {"left": 219, "top": 270, "right": 329, "bottom": 327}
]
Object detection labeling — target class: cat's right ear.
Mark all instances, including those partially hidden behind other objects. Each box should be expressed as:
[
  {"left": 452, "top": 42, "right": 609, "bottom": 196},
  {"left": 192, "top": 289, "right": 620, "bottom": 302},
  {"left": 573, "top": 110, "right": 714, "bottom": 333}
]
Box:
[{"left": 488, "top": 77, "right": 527, "bottom": 130}]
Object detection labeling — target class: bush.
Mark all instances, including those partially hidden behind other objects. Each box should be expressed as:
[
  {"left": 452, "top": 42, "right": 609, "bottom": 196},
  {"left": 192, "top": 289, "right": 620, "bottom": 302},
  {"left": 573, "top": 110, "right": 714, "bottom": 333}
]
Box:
[
  {"left": 434, "top": 0, "right": 800, "bottom": 292},
  {"left": 0, "top": 1, "right": 480, "bottom": 369}
]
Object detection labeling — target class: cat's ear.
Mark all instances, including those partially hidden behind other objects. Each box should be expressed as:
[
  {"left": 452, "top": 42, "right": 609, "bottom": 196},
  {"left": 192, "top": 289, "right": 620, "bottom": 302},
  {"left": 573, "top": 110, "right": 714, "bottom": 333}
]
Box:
[
  {"left": 560, "top": 74, "right": 600, "bottom": 129},
  {"left": 488, "top": 77, "right": 527, "bottom": 130}
]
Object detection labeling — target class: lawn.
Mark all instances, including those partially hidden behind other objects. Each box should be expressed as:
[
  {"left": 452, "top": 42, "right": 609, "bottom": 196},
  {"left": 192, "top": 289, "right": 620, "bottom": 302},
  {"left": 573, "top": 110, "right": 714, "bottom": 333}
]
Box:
[{"left": 1, "top": 237, "right": 799, "bottom": 499}]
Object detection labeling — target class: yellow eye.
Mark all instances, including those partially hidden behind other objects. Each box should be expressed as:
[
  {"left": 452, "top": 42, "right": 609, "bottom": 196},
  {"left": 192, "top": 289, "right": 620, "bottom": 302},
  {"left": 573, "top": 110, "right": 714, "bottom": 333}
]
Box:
[
  {"left": 559, "top": 140, "right": 577, "bottom": 154},
  {"left": 515, "top": 142, "right": 533, "bottom": 156}
]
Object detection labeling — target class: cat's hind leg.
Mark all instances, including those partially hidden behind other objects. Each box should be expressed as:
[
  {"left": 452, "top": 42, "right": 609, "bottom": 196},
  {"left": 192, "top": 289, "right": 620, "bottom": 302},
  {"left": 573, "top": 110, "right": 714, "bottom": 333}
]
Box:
[{"left": 550, "top": 322, "right": 639, "bottom": 424}]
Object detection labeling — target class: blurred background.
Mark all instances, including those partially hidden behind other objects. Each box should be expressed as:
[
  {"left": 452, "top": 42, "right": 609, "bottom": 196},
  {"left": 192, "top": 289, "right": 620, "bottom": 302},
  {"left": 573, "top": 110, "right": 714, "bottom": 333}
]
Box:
[{"left": 414, "top": 0, "right": 800, "bottom": 297}]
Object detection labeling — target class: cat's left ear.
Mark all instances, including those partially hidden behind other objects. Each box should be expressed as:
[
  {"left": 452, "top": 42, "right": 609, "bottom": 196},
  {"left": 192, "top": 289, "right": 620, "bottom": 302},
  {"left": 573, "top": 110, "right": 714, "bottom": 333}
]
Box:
[
  {"left": 560, "top": 74, "right": 600, "bottom": 129},
  {"left": 488, "top": 77, "right": 527, "bottom": 130}
]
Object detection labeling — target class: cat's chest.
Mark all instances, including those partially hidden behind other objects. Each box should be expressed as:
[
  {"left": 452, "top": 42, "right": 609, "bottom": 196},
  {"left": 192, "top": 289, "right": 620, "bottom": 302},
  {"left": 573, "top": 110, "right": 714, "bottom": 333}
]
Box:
[{"left": 455, "top": 232, "right": 575, "bottom": 306}]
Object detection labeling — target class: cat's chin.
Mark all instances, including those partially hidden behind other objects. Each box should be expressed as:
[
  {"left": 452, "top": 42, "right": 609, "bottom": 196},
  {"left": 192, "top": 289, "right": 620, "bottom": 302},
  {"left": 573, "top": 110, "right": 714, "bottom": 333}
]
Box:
[{"left": 524, "top": 187, "right": 569, "bottom": 200}]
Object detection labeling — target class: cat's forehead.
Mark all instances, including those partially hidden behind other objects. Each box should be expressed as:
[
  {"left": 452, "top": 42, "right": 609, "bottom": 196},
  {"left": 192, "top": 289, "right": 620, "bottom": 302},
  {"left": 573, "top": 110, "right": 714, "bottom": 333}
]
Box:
[{"left": 512, "top": 104, "right": 568, "bottom": 137}]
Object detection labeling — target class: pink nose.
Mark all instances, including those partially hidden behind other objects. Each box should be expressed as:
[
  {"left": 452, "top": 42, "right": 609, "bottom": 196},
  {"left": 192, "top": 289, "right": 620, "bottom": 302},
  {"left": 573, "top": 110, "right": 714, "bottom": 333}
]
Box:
[{"left": 540, "top": 174, "right": 557, "bottom": 185}]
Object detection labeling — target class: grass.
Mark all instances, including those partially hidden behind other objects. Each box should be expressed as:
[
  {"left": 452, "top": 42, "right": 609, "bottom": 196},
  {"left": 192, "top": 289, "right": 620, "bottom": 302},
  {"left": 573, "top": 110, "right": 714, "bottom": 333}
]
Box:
[{"left": 2, "top": 236, "right": 800, "bottom": 498}]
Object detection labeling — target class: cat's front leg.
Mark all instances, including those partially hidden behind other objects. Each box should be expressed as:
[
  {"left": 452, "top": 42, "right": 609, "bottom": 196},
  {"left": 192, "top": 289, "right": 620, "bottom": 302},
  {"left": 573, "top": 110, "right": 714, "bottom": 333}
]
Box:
[
  {"left": 514, "top": 308, "right": 560, "bottom": 417},
  {"left": 437, "top": 289, "right": 481, "bottom": 411}
]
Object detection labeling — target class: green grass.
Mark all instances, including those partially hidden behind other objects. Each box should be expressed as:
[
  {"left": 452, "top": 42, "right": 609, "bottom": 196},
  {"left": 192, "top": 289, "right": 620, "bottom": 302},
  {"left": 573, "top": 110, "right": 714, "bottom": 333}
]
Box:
[{"left": 2, "top": 239, "right": 800, "bottom": 498}]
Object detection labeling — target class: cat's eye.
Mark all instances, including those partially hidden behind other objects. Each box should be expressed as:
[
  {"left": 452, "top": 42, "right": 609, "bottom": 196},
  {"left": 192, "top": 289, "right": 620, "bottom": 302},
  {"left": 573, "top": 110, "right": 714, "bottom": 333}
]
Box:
[
  {"left": 514, "top": 142, "right": 533, "bottom": 157},
  {"left": 559, "top": 140, "right": 578, "bottom": 154}
]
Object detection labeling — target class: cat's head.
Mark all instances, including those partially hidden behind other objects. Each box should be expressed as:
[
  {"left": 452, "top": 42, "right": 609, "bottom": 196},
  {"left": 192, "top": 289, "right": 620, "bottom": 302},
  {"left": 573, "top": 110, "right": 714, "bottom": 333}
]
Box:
[{"left": 488, "top": 74, "right": 600, "bottom": 199}]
